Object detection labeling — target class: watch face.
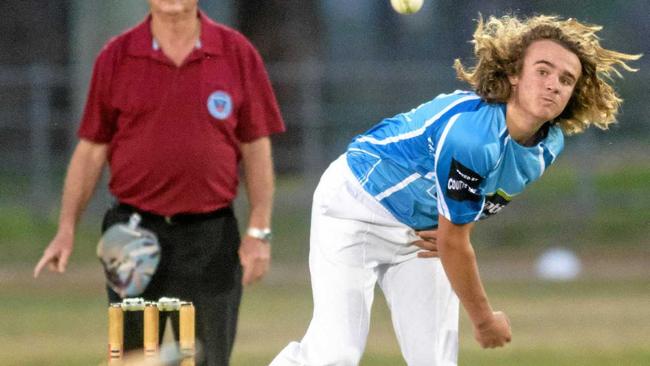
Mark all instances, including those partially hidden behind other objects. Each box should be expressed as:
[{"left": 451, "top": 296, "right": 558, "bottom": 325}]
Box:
[{"left": 247, "top": 228, "right": 272, "bottom": 241}]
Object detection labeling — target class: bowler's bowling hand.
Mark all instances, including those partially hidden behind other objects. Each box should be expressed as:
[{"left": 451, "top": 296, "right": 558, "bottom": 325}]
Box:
[
  {"left": 414, "top": 230, "right": 439, "bottom": 258},
  {"left": 474, "top": 311, "right": 512, "bottom": 348},
  {"left": 239, "top": 235, "right": 271, "bottom": 285},
  {"left": 34, "top": 231, "right": 74, "bottom": 278}
]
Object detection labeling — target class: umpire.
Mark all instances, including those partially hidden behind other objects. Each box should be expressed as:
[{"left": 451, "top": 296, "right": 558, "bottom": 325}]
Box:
[{"left": 34, "top": 1, "right": 285, "bottom": 365}]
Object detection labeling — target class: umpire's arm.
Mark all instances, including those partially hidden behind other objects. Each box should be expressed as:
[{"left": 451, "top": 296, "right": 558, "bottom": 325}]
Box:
[
  {"left": 34, "top": 139, "right": 108, "bottom": 277},
  {"left": 239, "top": 136, "right": 274, "bottom": 285}
]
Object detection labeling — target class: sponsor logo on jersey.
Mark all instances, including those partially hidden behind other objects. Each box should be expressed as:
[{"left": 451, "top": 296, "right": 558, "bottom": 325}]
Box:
[
  {"left": 481, "top": 190, "right": 512, "bottom": 217},
  {"left": 446, "top": 158, "right": 483, "bottom": 202},
  {"left": 207, "top": 91, "right": 232, "bottom": 120}
]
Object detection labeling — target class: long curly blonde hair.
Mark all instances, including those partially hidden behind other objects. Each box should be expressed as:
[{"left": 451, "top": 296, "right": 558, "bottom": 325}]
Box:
[{"left": 454, "top": 15, "right": 641, "bottom": 134}]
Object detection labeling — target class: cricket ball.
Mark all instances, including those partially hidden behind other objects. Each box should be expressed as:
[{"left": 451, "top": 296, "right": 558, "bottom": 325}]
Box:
[{"left": 390, "top": 0, "right": 424, "bottom": 15}]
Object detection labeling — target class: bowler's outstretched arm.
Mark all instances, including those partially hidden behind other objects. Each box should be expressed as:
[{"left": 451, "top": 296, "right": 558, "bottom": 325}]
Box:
[{"left": 437, "top": 215, "right": 512, "bottom": 348}]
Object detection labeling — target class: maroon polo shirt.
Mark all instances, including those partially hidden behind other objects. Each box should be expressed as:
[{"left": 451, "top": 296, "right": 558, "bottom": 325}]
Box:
[{"left": 78, "top": 12, "right": 285, "bottom": 216}]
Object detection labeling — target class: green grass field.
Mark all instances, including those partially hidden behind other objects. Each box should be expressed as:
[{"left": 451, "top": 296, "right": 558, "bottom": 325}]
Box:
[
  {"left": 1, "top": 150, "right": 648, "bottom": 365},
  {"left": 1, "top": 264, "right": 649, "bottom": 366}
]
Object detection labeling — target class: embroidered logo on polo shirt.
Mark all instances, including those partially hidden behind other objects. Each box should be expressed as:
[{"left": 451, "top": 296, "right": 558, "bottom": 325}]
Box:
[{"left": 207, "top": 91, "right": 232, "bottom": 120}]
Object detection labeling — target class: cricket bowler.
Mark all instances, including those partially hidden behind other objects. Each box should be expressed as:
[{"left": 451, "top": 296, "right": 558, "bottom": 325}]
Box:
[{"left": 270, "top": 14, "right": 640, "bottom": 366}]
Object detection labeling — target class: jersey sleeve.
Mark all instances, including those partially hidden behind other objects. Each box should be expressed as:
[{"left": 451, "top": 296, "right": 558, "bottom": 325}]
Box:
[
  {"left": 434, "top": 112, "right": 497, "bottom": 224},
  {"left": 234, "top": 36, "right": 286, "bottom": 142},
  {"left": 77, "top": 44, "right": 119, "bottom": 143}
]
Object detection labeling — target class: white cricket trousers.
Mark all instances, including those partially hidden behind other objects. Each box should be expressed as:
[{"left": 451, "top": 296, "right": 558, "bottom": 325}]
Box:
[{"left": 270, "top": 155, "right": 459, "bottom": 366}]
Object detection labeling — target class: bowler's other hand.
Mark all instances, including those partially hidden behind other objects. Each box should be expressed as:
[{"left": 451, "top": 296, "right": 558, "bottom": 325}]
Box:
[
  {"left": 239, "top": 235, "right": 271, "bottom": 285},
  {"left": 474, "top": 311, "right": 512, "bottom": 348},
  {"left": 34, "top": 231, "right": 74, "bottom": 278},
  {"left": 414, "top": 230, "right": 438, "bottom": 258}
]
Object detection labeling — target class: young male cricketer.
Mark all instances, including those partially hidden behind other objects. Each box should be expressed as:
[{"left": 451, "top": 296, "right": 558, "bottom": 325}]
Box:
[
  {"left": 34, "top": 0, "right": 285, "bottom": 365},
  {"left": 270, "top": 15, "right": 640, "bottom": 366}
]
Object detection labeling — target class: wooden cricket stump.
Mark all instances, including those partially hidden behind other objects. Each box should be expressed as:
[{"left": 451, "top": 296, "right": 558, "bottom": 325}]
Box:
[
  {"left": 143, "top": 302, "right": 159, "bottom": 358},
  {"left": 107, "top": 297, "right": 196, "bottom": 364},
  {"left": 107, "top": 303, "right": 124, "bottom": 362},
  {"left": 179, "top": 302, "right": 196, "bottom": 365}
]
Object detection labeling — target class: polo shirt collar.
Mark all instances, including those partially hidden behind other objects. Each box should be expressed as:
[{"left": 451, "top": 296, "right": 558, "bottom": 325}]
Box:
[
  {"left": 196, "top": 10, "right": 223, "bottom": 56},
  {"left": 126, "top": 10, "right": 224, "bottom": 57}
]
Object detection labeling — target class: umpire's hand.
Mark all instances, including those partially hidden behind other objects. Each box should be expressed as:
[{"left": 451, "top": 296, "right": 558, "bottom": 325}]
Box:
[
  {"left": 34, "top": 230, "right": 74, "bottom": 277},
  {"left": 239, "top": 236, "right": 271, "bottom": 285}
]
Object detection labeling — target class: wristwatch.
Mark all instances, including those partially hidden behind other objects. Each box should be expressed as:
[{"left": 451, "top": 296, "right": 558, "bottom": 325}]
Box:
[{"left": 247, "top": 227, "right": 272, "bottom": 242}]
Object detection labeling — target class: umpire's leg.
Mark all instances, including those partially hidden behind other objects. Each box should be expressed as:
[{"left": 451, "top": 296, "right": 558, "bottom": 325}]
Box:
[
  {"left": 163, "top": 213, "right": 243, "bottom": 366},
  {"left": 168, "top": 272, "right": 242, "bottom": 366}
]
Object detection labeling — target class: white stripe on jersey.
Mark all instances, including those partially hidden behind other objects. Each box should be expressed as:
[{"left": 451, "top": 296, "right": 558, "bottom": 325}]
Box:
[
  {"left": 424, "top": 172, "right": 437, "bottom": 200},
  {"left": 546, "top": 144, "right": 557, "bottom": 163},
  {"left": 361, "top": 160, "right": 382, "bottom": 186},
  {"left": 348, "top": 147, "right": 382, "bottom": 186},
  {"left": 472, "top": 197, "right": 486, "bottom": 222},
  {"left": 495, "top": 128, "right": 509, "bottom": 167},
  {"left": 537, "top": 146, "right": 545, "bottom": 175},
  {"left": 356, "top": 95, "right": 480, "bottom": 145},
  {"left": 347, "top": 147, "right": 380, "bottom": 159},
  {"left": 433, "top": 113, "right": 463, "bottom": 220},
  {"left": 435, "top": 183, "right": 449, "bottom": 219},
  {"left": 374, "top": 173, "right": 421, "bottom": 201}
]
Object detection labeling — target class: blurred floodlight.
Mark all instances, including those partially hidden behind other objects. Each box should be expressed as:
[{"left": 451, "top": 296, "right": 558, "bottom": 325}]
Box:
[{"left": 535, "top": 247, "right": 582, "bottom": 281}]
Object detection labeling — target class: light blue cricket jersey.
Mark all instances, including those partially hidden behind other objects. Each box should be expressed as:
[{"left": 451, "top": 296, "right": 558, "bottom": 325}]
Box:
[{"left": 346, "top": 90, "right": 564, "bottom": 230}]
